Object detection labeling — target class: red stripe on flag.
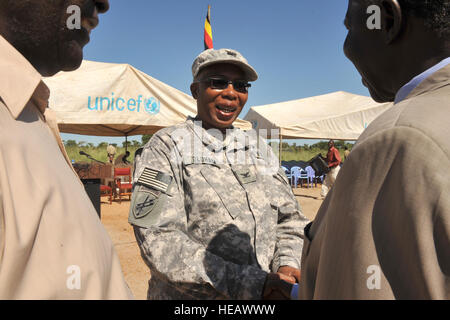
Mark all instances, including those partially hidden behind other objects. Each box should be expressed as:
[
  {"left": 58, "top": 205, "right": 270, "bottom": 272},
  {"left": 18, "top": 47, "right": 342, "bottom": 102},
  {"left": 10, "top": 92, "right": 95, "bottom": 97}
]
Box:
[{"left": 204, "top": 31, "right": 213, "bottom": 49}]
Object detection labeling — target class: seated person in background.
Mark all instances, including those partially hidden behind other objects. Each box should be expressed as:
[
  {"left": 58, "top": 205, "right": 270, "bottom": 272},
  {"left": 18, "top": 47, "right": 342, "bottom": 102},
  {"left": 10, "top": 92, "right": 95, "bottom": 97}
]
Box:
[
  {"left": 115, "top": 151, "right": 131, "bottom": 166},
  {"left": 129, "top": 48, "right": 309, "bottom": 300}
]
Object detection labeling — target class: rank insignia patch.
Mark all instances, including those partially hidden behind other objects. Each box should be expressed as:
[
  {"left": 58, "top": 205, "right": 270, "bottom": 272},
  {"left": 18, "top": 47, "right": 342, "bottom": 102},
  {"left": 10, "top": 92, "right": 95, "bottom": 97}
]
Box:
[{"left": 234, "top": 167, "right": 257, "bottom": 185}]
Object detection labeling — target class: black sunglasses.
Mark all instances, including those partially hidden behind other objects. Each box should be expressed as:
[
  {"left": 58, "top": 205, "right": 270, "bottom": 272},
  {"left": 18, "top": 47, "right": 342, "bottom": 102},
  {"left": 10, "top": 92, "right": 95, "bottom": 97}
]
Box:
[{"left": 196, "top": 77, "right": 251, "bottom": 93}]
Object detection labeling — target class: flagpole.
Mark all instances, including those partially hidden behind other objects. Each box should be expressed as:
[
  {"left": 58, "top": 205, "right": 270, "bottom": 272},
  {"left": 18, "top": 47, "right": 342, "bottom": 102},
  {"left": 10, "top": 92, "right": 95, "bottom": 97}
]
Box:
[{"left": 279, "top": 130, "right": 283, "bottom": 166}]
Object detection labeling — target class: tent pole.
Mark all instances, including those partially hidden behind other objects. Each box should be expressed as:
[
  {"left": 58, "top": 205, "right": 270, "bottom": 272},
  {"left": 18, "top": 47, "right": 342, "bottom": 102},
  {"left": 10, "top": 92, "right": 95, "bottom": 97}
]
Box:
[
  {"left": 125, "top": 135, "right": 128, "bottom": 153},
  {"left": 279, "top": 129, "right": 283, "bottom": 166}
]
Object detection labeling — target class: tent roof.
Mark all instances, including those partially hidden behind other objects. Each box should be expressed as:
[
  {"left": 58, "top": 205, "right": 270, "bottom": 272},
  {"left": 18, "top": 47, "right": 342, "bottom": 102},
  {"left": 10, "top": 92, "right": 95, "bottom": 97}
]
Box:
[
  {"left": 43, "top": 60, "right": 251, "bottom": 136},
  {"left": 244, "top": 91, "right": 393, "bottom": 140}
]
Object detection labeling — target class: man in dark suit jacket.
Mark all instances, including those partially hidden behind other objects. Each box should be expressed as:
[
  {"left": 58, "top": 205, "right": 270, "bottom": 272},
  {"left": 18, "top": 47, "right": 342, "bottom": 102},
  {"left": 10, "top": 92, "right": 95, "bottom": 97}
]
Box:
[{"left": 299, "top": 0, "right": 449, "bottom": 299}]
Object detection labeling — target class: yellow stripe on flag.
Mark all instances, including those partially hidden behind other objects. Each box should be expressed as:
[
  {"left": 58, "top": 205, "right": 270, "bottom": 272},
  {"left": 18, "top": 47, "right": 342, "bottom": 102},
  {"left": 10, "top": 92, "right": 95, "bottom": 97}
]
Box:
[{"left": 205, "top": 21, "right": 212, "bottom": 38}]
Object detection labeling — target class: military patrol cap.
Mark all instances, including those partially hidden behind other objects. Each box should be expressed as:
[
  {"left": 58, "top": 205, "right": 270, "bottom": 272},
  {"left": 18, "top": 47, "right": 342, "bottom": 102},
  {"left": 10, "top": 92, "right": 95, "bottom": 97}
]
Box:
[{"left": 192, "top": 48, "right": 258, "bottom": 81}]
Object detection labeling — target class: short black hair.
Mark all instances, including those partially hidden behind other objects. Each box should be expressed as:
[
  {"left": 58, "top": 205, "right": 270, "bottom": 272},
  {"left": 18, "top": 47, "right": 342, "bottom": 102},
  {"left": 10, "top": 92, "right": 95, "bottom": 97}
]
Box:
[{"left": 364, "top": 0, "right": 450, "bottom": 37}]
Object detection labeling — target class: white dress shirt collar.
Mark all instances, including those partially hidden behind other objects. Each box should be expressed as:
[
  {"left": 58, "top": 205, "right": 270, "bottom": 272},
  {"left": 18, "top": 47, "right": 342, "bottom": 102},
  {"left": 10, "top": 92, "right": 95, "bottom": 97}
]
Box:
[{"left": 395, "top": 57, "right": 450, "bottom": 104}]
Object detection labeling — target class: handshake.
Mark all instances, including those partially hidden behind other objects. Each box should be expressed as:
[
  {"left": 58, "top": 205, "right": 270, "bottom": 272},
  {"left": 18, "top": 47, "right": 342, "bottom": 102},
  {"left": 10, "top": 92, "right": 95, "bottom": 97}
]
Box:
[{"left": 262, "top": 266, "right": 300, "bottom": 300}]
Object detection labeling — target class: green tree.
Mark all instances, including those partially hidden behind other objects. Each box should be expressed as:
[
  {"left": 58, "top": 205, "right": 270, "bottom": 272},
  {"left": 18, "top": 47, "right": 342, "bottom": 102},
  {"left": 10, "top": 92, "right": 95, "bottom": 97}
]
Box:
[
  {"left": 97, "top": 142, "right": 108, "bottom": 149},
  {"left": 312, "top": 141, "right": 329, "bottom": 150},
  {"left": 64, "top": 140, "right": 77, "bottom": 148},
  {"left": 132, "top": 140, "right": 141, "bottom": 148},
  {"left": 122, "top": 141, "right": 132, "bottom": 148},
  {"left": 142, "top": 134, "right": 153, "bottom": 145},
  {"left": 345, "top": 142, "right": 355, "bottom": 150},
  {"left": 334, "top": 140, "right": 346, "bottom": 149}
]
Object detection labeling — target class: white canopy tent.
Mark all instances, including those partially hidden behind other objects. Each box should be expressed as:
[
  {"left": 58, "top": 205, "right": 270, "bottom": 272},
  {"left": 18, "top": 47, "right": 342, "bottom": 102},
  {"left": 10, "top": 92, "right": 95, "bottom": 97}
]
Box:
[
  {"left": 244, "top": 91, "right": 393, "bottom": 163},
  {"left": 244, "top": 91, "right": 393, "bottom": 140},
  {"left": 43, "top": 60, "right": 251, "bottom": 138}
]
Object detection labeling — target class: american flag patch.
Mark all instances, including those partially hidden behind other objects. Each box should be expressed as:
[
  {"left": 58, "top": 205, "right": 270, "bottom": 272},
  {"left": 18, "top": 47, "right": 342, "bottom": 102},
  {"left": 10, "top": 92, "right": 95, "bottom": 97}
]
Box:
[{"left": 137, "top": 167, "right": 173, "bottom": 193}]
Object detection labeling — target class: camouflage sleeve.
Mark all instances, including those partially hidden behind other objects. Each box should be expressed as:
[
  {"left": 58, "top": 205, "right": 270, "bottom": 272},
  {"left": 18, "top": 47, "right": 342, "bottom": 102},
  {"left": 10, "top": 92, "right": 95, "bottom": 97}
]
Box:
[
  {"left": 270, "top": 167, "right": 310, "bottom": 272},
  {"left": 130, "top": 134, "right": 268, "bottom": 300},
  {"left": 258, "top": 139, "right": 310, "bottom": 272}
]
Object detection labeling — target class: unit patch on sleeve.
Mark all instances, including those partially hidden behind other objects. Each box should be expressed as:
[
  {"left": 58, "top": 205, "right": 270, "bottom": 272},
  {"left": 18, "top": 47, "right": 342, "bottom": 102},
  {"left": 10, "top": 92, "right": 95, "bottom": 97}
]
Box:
[
  {"left": 132, "top": 190, "right": 159, "bottom": 219},
  {"left": 129, "top": 185, "right": 167, "bottom": 227}
]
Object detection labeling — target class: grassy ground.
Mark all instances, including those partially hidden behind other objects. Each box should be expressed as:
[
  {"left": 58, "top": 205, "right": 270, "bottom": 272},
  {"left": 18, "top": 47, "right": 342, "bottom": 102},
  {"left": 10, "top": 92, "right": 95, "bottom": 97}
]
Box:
[
  {"left": 279, "top": 148, "right": 347, "bottom": 162},
  {"left": 66, "top": 145, "right": 347, "bottom": 164}
]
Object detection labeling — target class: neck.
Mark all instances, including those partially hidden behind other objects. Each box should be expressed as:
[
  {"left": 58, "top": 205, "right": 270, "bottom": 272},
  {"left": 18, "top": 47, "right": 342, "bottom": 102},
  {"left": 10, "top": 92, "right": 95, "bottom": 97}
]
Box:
[
  {"left": 194, "top": 115, "right": 229, "bottom": 134},
  {"left": 389, "top": 20, "right": 449, "bottom": 93},
  {"left": 395, "top": 53, "right": 448, "bottom": 92}
]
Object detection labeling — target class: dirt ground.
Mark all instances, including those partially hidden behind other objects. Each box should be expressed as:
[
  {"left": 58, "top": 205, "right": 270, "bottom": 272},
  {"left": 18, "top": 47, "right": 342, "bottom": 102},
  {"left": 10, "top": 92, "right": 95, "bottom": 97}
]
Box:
[{"left": 100, "top": 186, "right": 323, "bottom": 300}]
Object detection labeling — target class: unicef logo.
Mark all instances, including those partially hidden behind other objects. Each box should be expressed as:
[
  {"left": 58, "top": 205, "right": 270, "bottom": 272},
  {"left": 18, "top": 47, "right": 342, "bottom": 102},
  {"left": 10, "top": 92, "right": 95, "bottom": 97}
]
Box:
[
  {"left": 86, "top": 93, "right": 161, "bottom": 115},
  {"left": 144, "top": 98, "right": 160, "bottom": 115}
]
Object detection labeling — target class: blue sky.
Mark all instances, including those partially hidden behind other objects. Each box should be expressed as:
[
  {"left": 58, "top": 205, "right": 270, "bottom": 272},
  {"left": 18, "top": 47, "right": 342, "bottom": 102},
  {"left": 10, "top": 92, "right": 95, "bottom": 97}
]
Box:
[{"left": 61, "top": 0, "right": 366, "bottom": 145}]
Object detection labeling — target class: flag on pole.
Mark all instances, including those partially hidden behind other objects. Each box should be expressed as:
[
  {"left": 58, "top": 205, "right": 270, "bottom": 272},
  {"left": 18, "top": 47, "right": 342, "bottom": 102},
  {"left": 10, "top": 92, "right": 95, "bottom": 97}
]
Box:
[{"left": 204, "top": 5, "right": 213, "bottom": 50}]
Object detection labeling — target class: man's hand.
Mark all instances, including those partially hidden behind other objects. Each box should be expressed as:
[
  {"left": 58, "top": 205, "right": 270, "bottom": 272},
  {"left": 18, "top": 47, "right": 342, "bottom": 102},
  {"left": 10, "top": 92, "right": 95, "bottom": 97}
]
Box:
[
  {"left": 278, "top": 266, "right": 301, "bottom": 283},
  {"left": 262, "top": 273, "right": 294, "bottom": 300}
]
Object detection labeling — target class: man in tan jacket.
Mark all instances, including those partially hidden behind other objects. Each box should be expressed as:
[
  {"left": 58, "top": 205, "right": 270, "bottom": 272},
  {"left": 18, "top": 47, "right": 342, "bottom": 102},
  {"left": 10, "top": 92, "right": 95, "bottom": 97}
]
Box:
[
  {"left": 299, "top": 0, "right": 449, "bottom": 299},
  {"left": 0, "top": 0, "right": 133, "bottom": 299}
]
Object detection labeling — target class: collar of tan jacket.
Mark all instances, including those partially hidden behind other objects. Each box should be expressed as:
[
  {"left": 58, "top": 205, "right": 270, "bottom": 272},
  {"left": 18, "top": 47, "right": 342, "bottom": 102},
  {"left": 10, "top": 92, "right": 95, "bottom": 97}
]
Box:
[
  {"left": 0, "top": 35, "right": 50, "bottom": 119},
  {"left": 404, "top": 64, "right": 450, "bottom": 102},
  {"left": 0, "top": 35, "right": 81, "bottom": 182}
]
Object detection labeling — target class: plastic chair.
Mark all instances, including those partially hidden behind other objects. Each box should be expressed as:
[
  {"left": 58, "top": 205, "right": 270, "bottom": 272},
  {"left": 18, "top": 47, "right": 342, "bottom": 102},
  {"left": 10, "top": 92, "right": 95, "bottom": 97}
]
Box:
[
  {"left": 290, "top": 166, "right": 300, "bottom": 188},
  {"left": 291, "top": 166, "right": 308, "bottom": 188},
  {"left": 281, "top": 166, "right": 292, "bottom": 184},
  {"left": 298, "top": 168, "right": 309, "bottom": 187},
  {"left": 114, "top": 167, "right": 133, "bottom": 203},
  {"left": 305, "top": 166, "right": 317, "bottom": 188},
  {"left": 318, "top": 174, "right": 325, "bottom": 184}
]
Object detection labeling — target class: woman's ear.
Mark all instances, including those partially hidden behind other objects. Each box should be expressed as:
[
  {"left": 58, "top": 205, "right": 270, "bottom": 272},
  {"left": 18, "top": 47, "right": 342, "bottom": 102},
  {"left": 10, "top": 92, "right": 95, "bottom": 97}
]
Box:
[{"left": 190, "top": 83, "right": 199, "bottom": 99}]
